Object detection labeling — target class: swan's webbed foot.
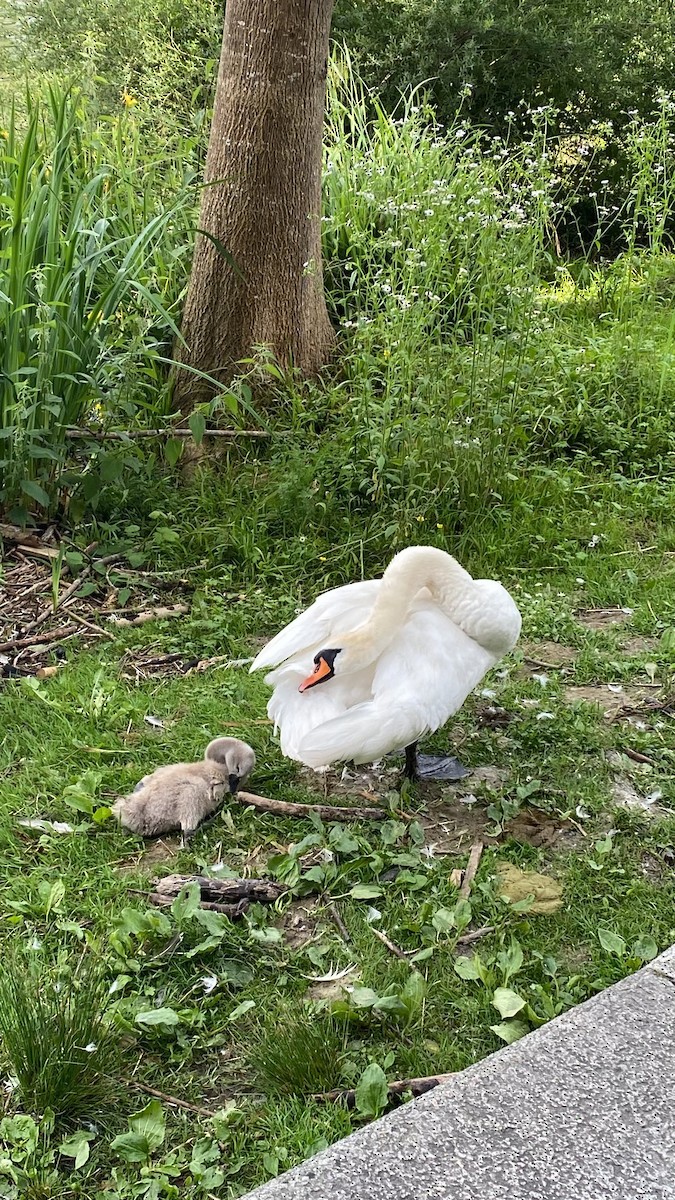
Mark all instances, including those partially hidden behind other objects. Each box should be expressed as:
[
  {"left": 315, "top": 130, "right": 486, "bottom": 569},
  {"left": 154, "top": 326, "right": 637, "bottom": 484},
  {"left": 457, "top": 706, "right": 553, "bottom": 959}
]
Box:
[{"left": 402, "top": 742, "right": 471, "bottom": 783}]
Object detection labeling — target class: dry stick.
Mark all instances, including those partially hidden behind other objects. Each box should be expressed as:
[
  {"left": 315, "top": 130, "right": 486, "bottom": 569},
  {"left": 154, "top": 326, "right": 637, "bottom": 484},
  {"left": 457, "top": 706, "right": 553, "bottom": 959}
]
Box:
[
  {"left": 455, "top": 924, "right": 494, "bottom": 948},
  {"left": 371, "top": 926, "right": 409, "bottom": 962},
  {"left": 111, "top": 604, "right": 189, "bottom": 628},
  {"left": 65, "top": 427, "right": 270, "bottom": 440},
  {"left": 315, "top": 1072, "right": 455, "bottom": 1106},
  {"left": 459, "top": 840, "right": 484, "bottom": 900},
  {"left": 122, "top": 1077, "right": 215, "bottom": 1119},
  {"left": 0, "top": 624, "right": 79, "bottom": 654},
  {"left": 328, "top": 902, "right": 351, "bottom": 943},
  {"left": 235, "top": 789, "right": 386, "bottom": 822},
  {"left": 68, "top": 610, "right": 116, "bottom": 639},
  {"left": 622, "top": 746, "right": 655, "bottom": 766}
]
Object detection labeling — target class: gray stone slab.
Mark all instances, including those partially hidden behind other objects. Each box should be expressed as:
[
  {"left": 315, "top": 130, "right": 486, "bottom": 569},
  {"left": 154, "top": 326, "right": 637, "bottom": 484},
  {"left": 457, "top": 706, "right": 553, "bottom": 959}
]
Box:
[
  {"left": 651, "top": 943, "right": 675, "bottom": 983},
  {"left": 244, "top": 964, "right": 675, "bottom": 1200}
]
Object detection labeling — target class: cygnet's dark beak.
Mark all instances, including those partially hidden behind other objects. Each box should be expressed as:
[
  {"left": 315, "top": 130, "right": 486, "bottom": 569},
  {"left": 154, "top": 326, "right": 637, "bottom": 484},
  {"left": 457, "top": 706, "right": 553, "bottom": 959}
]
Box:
[{"left": 228, "top": 773, "right": 240, "bottom": 794}]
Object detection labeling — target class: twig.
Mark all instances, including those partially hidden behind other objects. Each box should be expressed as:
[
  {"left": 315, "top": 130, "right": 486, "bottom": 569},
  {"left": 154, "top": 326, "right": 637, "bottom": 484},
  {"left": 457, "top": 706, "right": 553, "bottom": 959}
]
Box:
[
  {"left": 622, "top": 747, "right": 655, "bottom": 766},
  {"left": 235, "top": 789, "right": 386, "bottom": 822},
  {"left": 65, "top": 427, "right": 270, "bottom": 440},
  {"left": 68, "top": 610, "right": 116, "bottom": 639},
  {"left": 459, "top": 840, "right": 484, "bottom": 899},
  {"left": 371, "top": 926, "right": 409, "bottom": 962},
  {"left": 0, "top": 624, "right": 79, "bottom": 653},
  {"left": 314, "top": 1072, "right": 455, "bottom": 1106},
  {"left": 328, "top": 902, "right": 351, "bottom": 943},
  {"left": 455, "top": 924, "right": 494, "bottom": 947},
  {"left": 122, "top": 1077, "right": 215, "bottom": 1119},
  {"left": 110, "top": 604, "right": 189, "bottom": 627},
  {"left": 524, "top": 655, "right": 569, "bottom": 671}
]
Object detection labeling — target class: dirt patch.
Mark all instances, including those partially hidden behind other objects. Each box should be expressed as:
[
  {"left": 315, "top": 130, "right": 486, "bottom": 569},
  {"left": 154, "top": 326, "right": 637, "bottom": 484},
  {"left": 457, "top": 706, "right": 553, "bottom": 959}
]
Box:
[
  {"left": 521, "top": 640, "right": 578, "bottom": 668},
  {"left": 564, "top": 684, "right": 661, "bottom": 718},
  {"left": 504, "top": 806, "right": 581, "bottom": 850},
  {"left": 610, "top": 775, "right": 666, "bottom": 818},
  {"left": 619, "top": 635, "right": 659, "bottom": 656},
  {"left": 575, "top": 607, "right": 631, "bottom": 629},
  {"left": 277, "top": 898, "right": 321, "bottom": 951},
  {"left": 307, "top": 965, "right": 360, "bottom": 1004},
  {"left": 116, "top": 837, "right": 179, "bottom": 874}
]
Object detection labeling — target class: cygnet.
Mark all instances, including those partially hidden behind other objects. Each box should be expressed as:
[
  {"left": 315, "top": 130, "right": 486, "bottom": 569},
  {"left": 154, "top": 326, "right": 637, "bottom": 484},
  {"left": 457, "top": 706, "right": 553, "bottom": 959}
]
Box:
[{"left": 112, "top": 737, "right": 255, "bottom": 846}]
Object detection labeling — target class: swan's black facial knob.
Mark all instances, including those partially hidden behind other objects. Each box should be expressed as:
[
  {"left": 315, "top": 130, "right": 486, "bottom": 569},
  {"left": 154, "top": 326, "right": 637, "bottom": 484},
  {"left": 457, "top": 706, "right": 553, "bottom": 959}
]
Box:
[
  {"left": 228, "top": 773, "right": 240, "bottom": 794},
  {"left": 299, "top": 647, "right": 341, "bottom": 693}
]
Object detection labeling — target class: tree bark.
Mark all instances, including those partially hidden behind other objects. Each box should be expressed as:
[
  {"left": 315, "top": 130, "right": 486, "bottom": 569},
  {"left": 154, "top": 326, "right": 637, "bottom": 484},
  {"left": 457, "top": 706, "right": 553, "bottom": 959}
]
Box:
[{"left": 174, "top": 0, "right": 336, "bottom": 411}]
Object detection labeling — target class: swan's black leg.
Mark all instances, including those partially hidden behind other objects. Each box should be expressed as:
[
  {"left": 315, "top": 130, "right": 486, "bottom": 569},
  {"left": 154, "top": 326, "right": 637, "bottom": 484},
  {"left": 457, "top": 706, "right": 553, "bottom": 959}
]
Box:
[{"left": 404, "top": 742, "right": 419, "bottom": 781}]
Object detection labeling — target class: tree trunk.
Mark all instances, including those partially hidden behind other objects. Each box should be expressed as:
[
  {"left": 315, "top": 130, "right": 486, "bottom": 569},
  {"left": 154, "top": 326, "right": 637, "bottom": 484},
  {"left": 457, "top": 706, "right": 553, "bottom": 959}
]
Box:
[{"left": 173, "top": 0, "right": 336, "bottom": 411}]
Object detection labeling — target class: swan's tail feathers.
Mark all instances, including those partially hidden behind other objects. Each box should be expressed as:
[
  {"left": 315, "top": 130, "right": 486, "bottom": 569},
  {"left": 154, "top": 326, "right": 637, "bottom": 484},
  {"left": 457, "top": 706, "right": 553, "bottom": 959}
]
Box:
[{"left": 296, "top": 702, "right": 429, "bottom": 770}]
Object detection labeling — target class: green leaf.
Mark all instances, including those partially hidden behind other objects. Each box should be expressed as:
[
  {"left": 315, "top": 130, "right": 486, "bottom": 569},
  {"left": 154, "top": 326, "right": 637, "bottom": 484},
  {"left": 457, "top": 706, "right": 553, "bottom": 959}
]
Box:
[
  {"left": 350, "top": 884, "right": 383, "bottom": 900},
  {"left": 135, "top": 1007, "right": 180, "bottom": 1029},
  {"left": 431, "top": 906, "right": 454, "bottom": 934},
  {"left": 228, "top": 999, "right": 256, "bottom": 1022},
  {"left": 497, "top": 937, "right": 524, "bottom": 985},
  {"left": 354, "top": 1063, "right": 389, "bottom": 1118},
  {"left": 632, "top": 935, "right": 658, "bottom": 962},
  {"left": 372, "top": 994, "right": 408, "bottom": 1016},
  {"left": 59, "top": 1130, "right": 95, "bottom": 1169},
  {"left": 111, "top": 1130, "right": 151, "bottom": 1163},
  {"left": 490, "top": 1019, "right": 530, "bottom": 1045},
  {"left": 454, "top": 954, "right": 483, "bottom": 981},
  {"left": 400, "top": 971, "right": 426, "bottom": 1018},
  {"left": 171, "top": 882, "right": 201, "bottom": 922},
  {"left": 21, "top": 479, "right": 51, "bottom": 508},
  {"left": 164, "top": 437, "right": 183, "bottom": 467},
  {"left": 350, "top": 986, "right": 379, "bottom": 1008},
  {"left": 129, "top": 1099, "right": 165, "bottom": 1153},
  {"left": 188, "top": 411, "right": 207, "bottom": 445},
  {"left": 452, "top": 897, "right": 472, "bottom": 933},
  {"left": 492, "top": 987, "right": 526, "bottom": 1018},
  {"left": 410, "top": 946, "right": 434, "bottom": 963},
  {"left": 598, "top": 928, "right": 626, "bottom": 956}
]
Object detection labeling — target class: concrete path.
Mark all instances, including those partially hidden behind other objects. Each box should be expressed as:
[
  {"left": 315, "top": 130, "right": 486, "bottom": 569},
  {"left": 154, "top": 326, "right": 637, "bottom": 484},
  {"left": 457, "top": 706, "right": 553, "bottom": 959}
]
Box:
[{"left": 244, "top": 946, "right": 675, "bottom": 1200}]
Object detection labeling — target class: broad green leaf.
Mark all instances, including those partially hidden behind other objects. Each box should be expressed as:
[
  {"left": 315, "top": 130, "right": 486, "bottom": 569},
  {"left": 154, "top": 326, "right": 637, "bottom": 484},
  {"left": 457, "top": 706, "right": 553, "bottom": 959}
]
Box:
[
  {"left": 228, "top": 999, "right": 256, "bottom": 1022},
  {"left": 497, "top": 937, "right": 524, "bottom": 985},
  {"left": 454, "top": 954, "right": 483, "bottom": 981},
  {"left": 372, "top": 994, "right": 408, "bottom": 1016},
  {"left": 432, "top": 906, "right": 454, "bottom": 934},
  {"left": 598, "top": 928, "right": 626, "bottom": 956},
  {"left": 171, "top": 883, "right": 201, "bottom": 922},
  {"left": 350, "top": 986, "right": 378, "bottom": 1008},
  {"left": 452, "top": 897, "right": 472, "bottom": 933},
  {"left": 129, "top": 1099, "right": 165, "bottom": 1153},
  {"left": 135, "top": 1007, "right": 180, "bottom": 1029},
  {"left": 164, "top": 437, "right": 183, "bottom": 467},
  {"left": 110, "top": 1130, "right": 151, "bottom": 1163},
  {"left": 490, "top": 1019, "right": 530, "bottom": 1045},
  {"left": 354, "top": 1063, "right": 388, "bottom": 1118},
  {"left": 632, "top": 935, "right": 658, "bottom": 962},
  {"left": 492, "top": 987, "right": 526, "bottom": 1018},
  {"left": 59, "top": 1130, "right": 95, "bottom": 1169},
  {"left": 188, "top": 411, "right": 207, "bottom": 445},
  {"left": 400, "top": 971, "right": 426, "bottom": 1017},
  {"left": 410, "top": 946, "right": 435, "bottom": 963},
  {"left": 350, "top": 884, "right": 383, "bottom": 900},
  {"left": 21, "top": 479, "right": 51, "bottom": 508}
]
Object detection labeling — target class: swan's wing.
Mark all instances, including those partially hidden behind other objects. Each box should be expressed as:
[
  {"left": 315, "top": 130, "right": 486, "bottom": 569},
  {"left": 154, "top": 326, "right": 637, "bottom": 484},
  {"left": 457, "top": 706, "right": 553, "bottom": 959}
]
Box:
[
  {"left": 264, "top": 660, "right": 376, "bottom": 762},
  {"left": 296, "top": 605, "right": 496, "bottom": 768},
  {"left": 250, "top": 580, "right": 380, "bottom": 671}
]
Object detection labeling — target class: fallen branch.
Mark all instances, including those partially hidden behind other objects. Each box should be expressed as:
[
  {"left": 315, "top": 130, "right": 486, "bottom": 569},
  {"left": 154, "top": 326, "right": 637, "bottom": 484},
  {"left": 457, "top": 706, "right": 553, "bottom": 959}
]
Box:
[
  {"left": 622, "top": 746, "right": 655, "bottom": 766},
  {"left": 315, "top": 1072, "right": 455, "bottom": 1106},
  {"left": 235, "top": 789, "right": 386, "bottom": 822},
  {"left": 371, "top": 926, "right": 409, "bottom": 962},
  {"left": 0, "top": 624, "right": 79, "bottom": 654},
  {"left": 111, "top": 604, "right": 189, "bottom": 627},
  {"left": 122, "top": 1077, "right": 214, "bottom": 1119},
  {"left": 459, "top": 840, "right": 484, "bottom": 900},
  {"left": 66, "top": 426, "right": 270, "bottom": 440},
  {"left": 154, "top": 874, "right": 285, "bottom": 905},
  {"left": 148, "top": 892, "right": 246, "bottom": 918}
]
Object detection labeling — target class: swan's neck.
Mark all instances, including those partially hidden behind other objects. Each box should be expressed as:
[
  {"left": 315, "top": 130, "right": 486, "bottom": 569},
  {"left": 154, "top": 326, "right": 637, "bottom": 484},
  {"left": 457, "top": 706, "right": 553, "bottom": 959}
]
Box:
[{"left": 348, "top": 547, "right": 474, "bottom": 664}]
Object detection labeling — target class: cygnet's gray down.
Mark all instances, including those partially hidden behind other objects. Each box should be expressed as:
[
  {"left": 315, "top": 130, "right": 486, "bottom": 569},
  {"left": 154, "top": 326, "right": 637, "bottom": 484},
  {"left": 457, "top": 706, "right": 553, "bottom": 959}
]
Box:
[{"left": 112, "top": 737, "right": 255, "bottom": 846}]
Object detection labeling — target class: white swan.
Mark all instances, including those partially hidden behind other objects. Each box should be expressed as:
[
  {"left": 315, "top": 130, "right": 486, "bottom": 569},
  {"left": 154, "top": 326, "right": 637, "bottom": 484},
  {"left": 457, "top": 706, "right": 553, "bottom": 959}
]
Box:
[{"left": 250, "top": 546, "right": 521, "bottom": 780}]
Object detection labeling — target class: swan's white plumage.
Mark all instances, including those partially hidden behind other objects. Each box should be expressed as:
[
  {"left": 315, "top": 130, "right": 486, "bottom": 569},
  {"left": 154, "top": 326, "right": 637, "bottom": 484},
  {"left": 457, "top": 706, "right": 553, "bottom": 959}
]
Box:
[{"left": 250, "top": 547, "right": 521, "bottom": 770}]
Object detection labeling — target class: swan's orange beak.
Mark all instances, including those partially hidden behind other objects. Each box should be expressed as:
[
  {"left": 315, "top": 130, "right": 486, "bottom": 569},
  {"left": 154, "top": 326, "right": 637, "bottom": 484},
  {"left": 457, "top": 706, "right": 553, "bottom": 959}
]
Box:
[{"left": 299, "top": 656, "right": 332, "bottom": 693}]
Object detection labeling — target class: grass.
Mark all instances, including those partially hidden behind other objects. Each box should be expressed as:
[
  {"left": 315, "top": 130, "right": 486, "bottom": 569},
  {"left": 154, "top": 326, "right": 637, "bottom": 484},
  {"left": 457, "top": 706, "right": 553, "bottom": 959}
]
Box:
[
  {"left": 0, "top": 44, "right": 674, "bottom": 1200},
  {"left": 0, "top": 541, "right": 674, "bottom": 1193}
]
